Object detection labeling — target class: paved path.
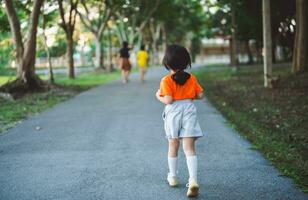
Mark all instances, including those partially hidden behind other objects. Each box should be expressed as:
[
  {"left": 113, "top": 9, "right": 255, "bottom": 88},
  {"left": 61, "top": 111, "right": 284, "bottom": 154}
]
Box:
[{"left": 0, "top": 67, "right": 307, "bottom": 200}]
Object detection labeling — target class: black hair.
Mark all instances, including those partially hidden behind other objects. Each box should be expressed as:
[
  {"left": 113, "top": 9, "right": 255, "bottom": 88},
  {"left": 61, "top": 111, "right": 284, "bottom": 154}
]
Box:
[
  {"left": 162, "top": 44, "right": 191, "bottom": 85},
  {"left": 140, "top": 44, "right": 145, "bottom": 50},
  {"left": 122, "top": 41, "right": 128, "bottom": 48}
]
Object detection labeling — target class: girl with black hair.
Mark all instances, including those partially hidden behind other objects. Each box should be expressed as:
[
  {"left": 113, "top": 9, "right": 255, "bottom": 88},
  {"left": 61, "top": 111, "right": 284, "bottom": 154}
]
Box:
[
  {"left": 155, "top": 44, "right": 204, "bottom": 198},
  {"left": 119, "top": 41, "right": 131, "bottom": 83}
]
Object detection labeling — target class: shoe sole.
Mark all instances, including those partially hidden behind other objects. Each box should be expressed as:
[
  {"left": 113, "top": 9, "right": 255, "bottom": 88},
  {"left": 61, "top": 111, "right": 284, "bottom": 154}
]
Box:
[{"left": 187, "top": 184, "right": 199, "bottom": 198}]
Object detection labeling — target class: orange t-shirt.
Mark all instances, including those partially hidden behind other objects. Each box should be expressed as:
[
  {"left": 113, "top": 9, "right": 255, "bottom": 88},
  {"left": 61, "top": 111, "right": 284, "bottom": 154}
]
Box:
[{"left": 159, "top": 73, "right": 203, "bottom": 100}]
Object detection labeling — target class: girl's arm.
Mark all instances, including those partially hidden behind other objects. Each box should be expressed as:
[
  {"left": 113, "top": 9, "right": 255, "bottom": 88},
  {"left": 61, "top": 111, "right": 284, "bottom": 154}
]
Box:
[
  {"left": 156, "top": 90, "right": 173, "bottom": 104},
  {"left": 195, "top": 92, "right": 204, "bottom": 100}
]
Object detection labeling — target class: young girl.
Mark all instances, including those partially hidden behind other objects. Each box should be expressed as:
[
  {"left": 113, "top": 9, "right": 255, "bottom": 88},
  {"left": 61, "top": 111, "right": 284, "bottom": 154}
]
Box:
[
  {"left": 155, "top": 44, "right": 204, "bottom": 198},
  {"left": 137, "top": 44, "right": 149, "bottom": 83},
  {"left": 119, "top": 41, "right": 131, "bottom": 83}
]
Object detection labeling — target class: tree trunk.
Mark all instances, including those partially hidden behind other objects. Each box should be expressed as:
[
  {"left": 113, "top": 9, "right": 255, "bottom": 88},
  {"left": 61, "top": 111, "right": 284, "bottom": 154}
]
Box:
[
  {"left": 161, "top": 23, "right": 168, "bottom": 53},
  {"left": 153, "top": 25, "right": 160, "bottom": 65},
  {"left": 58, "top": 0, "right": 78, "bottom": 79},
  {"left": 42, "top": 9, "right": 54, "bottom": 83},
  {"left": 94, "top": 36, "right": 102, "bottom": 69},
  {"left": 115, "top": 24, "right": 124, "bottom": 44},
  {"left": 137, "top": 33, "right": 143, "bottom": 49},
  {"left": 282, "top": 46, "right": 288, "bottom": 62},
  {"left": 262, "top": 0, "right": 273, "bottom": 88},
  {"left": 255, "top": 40, "right": 263, "bottom": 63},
  {"left": 272, "top": 38, "right": 276, "bottom": 63},
  {"left": 3, "top": 0, "right": 44, "bottom": 90},
  {"left": 231, "top": 5, "right": 238, "bottom": 67},
  {"left": 67, "top": 34, "right": 75, "bottom": 79},
  {"left": 244, "top": 39, "right": 253, "bottom": 64},
  {"left": 43, "top": 30, "right": 54, "bottom": 83},
  {"left": 292, "top": 0, "right": 308, "bottom": 73},
  {"left": 229, "top": 38, "right": 234, "bottom": 65},
  {"left": 153, "top": 43, "right": 159, "bottom": 65},
  {"left": 107, "top": 27, "right": 113, "bottom": 72}
]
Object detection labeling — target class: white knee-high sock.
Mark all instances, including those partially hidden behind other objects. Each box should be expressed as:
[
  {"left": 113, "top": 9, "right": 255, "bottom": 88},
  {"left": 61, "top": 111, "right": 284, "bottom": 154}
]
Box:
[
  {"left": 168, "top": 156, "right": 178, "bottom": 177},
  {"left": 186, "top": 155, "right": 198, "bottom": 181}
]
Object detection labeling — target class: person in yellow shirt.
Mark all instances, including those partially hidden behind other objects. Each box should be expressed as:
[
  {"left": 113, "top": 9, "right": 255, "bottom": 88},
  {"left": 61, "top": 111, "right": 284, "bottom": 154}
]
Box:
[{"left": 137, "top": 45, "right": 149, "bottom": 83}]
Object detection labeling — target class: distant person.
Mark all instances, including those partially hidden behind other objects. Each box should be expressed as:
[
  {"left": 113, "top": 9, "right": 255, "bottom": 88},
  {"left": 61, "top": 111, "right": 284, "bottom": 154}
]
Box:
[
  {"left": 137, "top": 44, "right": 149, "bottom": 83},
  {"left": 119, "top": 41, "right": 131, "bottom": 83},
  {"left": 155, "top": 44, "right": 204, "bottom": 198}
]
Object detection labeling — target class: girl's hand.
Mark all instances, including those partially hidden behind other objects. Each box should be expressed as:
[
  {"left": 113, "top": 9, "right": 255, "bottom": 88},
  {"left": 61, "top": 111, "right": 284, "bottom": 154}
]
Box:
[
  {"left": 156, "top": 89, "right": 161, "bottom": 98},
  {"left": 156, "top": 89, "right": 173, "bottom": 104},
  {"left": 195, "top": 92, "right": 204, "bottom": 99}
]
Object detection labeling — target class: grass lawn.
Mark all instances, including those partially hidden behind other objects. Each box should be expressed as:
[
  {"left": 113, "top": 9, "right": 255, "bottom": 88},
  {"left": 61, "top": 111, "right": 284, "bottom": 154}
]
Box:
[
  {"left": 55, "top": 69, "right": 121, "bottom": 89},
  {"left": 0, "top": 69, "right": 121, "bottom": 133},
  {"left": 195, "top": 64, "right": 308, "bottom": 191},
  {"left": 0, "top": 76, "right": 15, "bottom": 86},
  {"left": 0, "top": 68, "right": 16, "bottom": 86}
]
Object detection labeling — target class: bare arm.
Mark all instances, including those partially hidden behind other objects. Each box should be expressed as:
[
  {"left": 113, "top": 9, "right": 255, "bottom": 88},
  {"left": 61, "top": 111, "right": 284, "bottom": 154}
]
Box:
[
  {"left": 195, "top": 92, "right": 204, "bottom": 100},
  {"left": 156, "top": 90, "right": 173, "bottom": 104}
]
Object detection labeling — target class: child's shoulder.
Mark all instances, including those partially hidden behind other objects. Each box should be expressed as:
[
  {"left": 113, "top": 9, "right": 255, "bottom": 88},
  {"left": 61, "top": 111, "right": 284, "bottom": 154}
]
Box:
[
  {"left": 188, "top": 73, "right": 199, "bottom": 82},
  {"left": 160, "top": 74, "right": 172, "bottom": 85},
  {"left": 188, "top": 73, "right": 196, "bottom": 78},
  {"left": 161, "top": 74, "right": 172, "bottom": 81}
]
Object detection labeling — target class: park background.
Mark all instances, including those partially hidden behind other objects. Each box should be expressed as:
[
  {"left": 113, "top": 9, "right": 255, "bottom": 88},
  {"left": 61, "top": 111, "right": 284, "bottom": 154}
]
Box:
[{"left": 0, "top": 0, "right": 307, "bottom": 193}]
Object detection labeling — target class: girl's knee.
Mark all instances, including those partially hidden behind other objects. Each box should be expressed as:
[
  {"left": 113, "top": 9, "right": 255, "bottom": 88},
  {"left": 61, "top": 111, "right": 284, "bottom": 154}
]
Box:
[
  {"left": 169, "top": 139, "right": 180, "bottom": 149},
  {"left": 183, "top": 138, "right": 196, "bottom": 156},
  {"left": 184, "top": 149, "right": 196, "bottom": 156},
  {"left": 168, "top": 139, "right": 180, "bottom": 156}
]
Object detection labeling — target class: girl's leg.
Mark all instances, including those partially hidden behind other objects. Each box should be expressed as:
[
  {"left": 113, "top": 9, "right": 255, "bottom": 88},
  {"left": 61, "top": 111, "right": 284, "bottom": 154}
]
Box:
[
  {"left": 139, "top": 68, "right": 143, "bottom": 82},
  {"left": 182, "top": 137, "right": 197, "bottom": 181},
  {"left": 125, "top": 70, "right": 130, "bottom": 82},
  {"left": 141, "top": 68, "right": 146, "bottom": 82},
  {"left": 121, "top": 70, "right": 127, "bottom": 83},
  {"left": 183, "top": 137, "right": 199, "bottom": 197},
  {"left": 168, "top": 139, "right": 180, "bottom": 177}
]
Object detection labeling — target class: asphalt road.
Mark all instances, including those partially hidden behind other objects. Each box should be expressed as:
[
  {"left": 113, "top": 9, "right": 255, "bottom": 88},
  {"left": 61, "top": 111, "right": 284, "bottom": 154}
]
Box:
[{"left": 0, "top": 67, "right": 307, "bottom": 200}]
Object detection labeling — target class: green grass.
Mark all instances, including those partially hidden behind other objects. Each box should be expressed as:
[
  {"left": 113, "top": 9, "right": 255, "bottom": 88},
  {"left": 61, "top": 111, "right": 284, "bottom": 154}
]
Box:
[
  {"left": 56, "top": 70, "right": 121, "bottom": 89},
  {"left": 0, "top": 76, "right": 15, "bottom": 86},
  {"left": 195, "top": 64, "right": 308, "bottom": 191},
  {"left": 0, "top": 68, "right": 15, "bottom": 76},
  {"left": 0, "top": 68, "right": 16, "bottom": 85},
  {"left": 0, "top": 69, "right": 121, "bottom": 133}
]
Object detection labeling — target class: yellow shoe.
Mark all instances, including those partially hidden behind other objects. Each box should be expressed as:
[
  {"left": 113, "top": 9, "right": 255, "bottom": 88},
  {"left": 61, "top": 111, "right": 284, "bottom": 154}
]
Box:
[
  {"left": 186, "top": 179, "right": 199, "bottom": 198},
  {"left": 167, "top": 174, "right": 178, "bottom": 187}
]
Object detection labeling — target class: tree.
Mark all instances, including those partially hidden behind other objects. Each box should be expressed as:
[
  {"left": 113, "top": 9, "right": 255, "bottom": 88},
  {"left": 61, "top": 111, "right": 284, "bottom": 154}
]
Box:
[
  {"left": 148, "top": 19, "right": 161, "bottom": 65},
  {"left": 2, "top": 0, "right": 45, "bottom": 91},
  {"left": 237, "top": 0, "right": 263, "bottom": 64},
  {"left": 77, "top": 0, "right": 116, "bottom": 70},
  {"left": 152, "top": 0, "right": 206, "bottom": 46},
  {"left": 0, "top": 7, "right": 13, "bottom": 70},
  {"left": 58, "top": 0, "right": 79, "bottom": 79},
  {"left": 230, "top": 2, "right": 239, "bottom": 67},
  {"left": 203, "top": 0, "right": 240, "bottom": 66},
  {"left": 262, "top": 0, "right": 273, "bottom": 88},
  {"left": 270, "top": 0, "right": 296, "bottom": 63},
  {"left": 292, "top": 0, "right": 308, "bottom": 73},
  {"left": 114, "top": 0, "right": 160, "bottom": 46},
  {"left": 107, "top": 23, "right": 114, "bottom": 71},
  {"left": 40, "top": 1, "right": 58, "bottom": 83}
]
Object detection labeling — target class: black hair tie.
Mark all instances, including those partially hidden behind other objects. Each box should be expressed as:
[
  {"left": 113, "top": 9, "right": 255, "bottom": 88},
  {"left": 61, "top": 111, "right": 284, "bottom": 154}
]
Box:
[{"left": 171, "top": 71, "right": 191, "bottom": 85}]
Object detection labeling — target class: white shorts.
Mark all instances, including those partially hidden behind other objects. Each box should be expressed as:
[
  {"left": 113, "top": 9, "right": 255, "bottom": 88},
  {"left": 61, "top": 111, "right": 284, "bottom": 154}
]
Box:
[{"left": 162, "top": 99, "right": 204, "bottom": 139}]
